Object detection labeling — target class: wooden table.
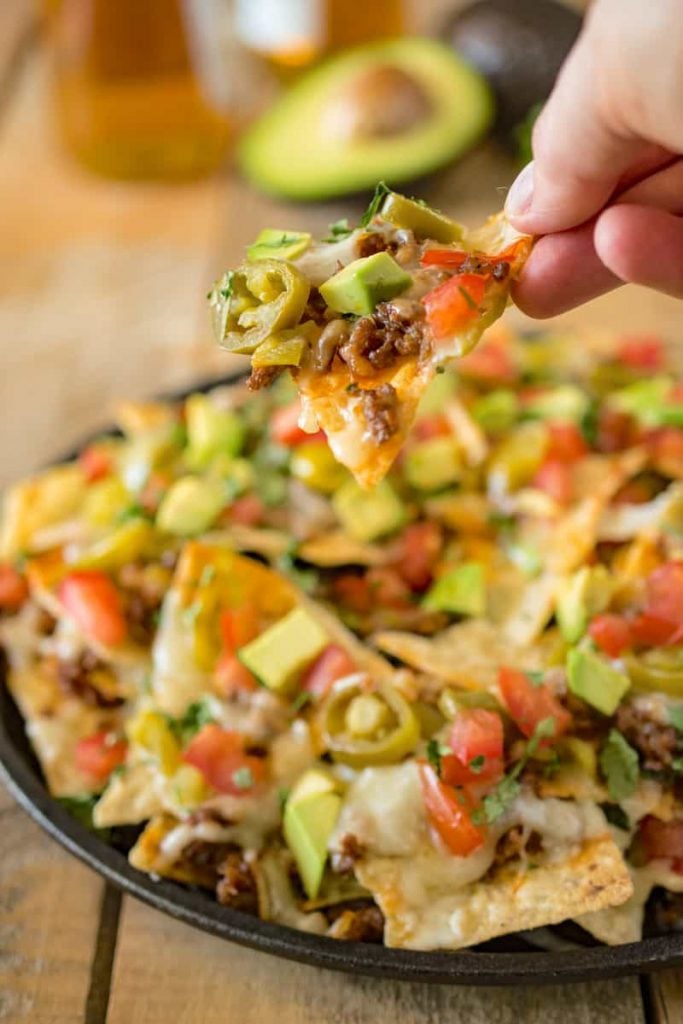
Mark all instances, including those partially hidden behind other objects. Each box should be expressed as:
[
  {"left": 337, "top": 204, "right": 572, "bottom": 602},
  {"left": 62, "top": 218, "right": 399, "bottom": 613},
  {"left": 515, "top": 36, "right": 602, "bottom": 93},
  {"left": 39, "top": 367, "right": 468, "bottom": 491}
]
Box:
[{"left": 2, "top": 4, "right": 683, "bottom": 1022}]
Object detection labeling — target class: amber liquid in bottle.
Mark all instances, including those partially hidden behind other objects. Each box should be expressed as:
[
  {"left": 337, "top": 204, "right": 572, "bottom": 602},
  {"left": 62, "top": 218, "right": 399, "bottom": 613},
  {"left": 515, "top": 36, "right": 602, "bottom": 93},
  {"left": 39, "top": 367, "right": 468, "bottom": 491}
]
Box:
[{"left": 47, "top": 0, "right": 233, "bottom": 180}]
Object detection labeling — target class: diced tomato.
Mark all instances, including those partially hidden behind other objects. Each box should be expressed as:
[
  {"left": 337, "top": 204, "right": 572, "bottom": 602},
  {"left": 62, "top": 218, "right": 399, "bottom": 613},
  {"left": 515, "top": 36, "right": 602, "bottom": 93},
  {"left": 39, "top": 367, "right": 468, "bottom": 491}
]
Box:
[
  {"left": 646, "top": 561, "right": 683, "bottom": 626},
  {"left": 394, "top": 522, "right": 442, "bottom": 592},
  {"left": 270, "top": 402, "right": 324, "bottom": 447},
  {"left": 413, "top": 414, "right": 451, "bottom": 441},
  {"left": 440, "top": 754, "right": 504, "bottom": 788},
  {"left": 420, "top": 249, "right": 470, "bottom": 269},
  {"left": 79, "top": 445, "right": 112, "bottom": 483},
  {"left": 423, "top": 273, "right": 488, "bottom": 341},
  {"left": 671, "top": 383, "right": 683, "bottom": 403},
  {"left": 228, "top": 493, "right": 265, "bottom": 527},
  {"left": 532, "top": 459, "right": 573, "bottom": 504},
  {"left": 639, "top": 816, "right": 683, "bottom": 863},
  {"left": 629, "top": 612, "right": 682, "bottom": 648},
  {"left": 613, "top": 477, "right": 658, "bottom": 505},
  {"left": 365, "top": 567, "right": 412, "bottom": 609},
  {"left": 458, "top": 337, "right": 517, "bottom": 384},
  {"left": 618, "top": 335, "right": 664, "bottom": 371},
  {"left": 220, "top": 605, "right": 259, "bottom": 653},
  {"left": 649, "top": 427, "right": 683, "bottom": 472},
  {"left": 59, "top": 571, "right": 127, "bottom": 648},
  {"left": 418, "top": 762, "right": 487, "bottom": 857},
  {"left": 75, "top": 731, "right": 127, "bottom": 782},
  {"left": 588, "top": 614, "right": 632, "bottom": 658},
  {"left": 215, "top": 653, "right": 259, "bottom": 697},
  {"left": 301, "top": 644, "right": 356, "bottom": 698},
  {"left": 546, "top": 422, "right": 589, "bottom": 462},
  {"left": 0, "top": 563, "right": 29, "bottom": 611},
  {"left": 182, "top": 724, "right": 266, "bottom": 795},
  {"left": 449, "top": 708, "right": 504, "bottom": 765},
  {"left": 332, "top": 573, "right": 372, "bottom": 613},
  {"left": 498, "top": 666, "right": 571, "bottom": 741}
]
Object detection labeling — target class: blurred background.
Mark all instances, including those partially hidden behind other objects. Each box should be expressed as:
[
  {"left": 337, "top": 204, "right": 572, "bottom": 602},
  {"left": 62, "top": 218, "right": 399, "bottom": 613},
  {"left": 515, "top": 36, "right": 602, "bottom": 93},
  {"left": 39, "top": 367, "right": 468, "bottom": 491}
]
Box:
[{"left": 1, "top": 0, "right": 680, "bottom": 487}]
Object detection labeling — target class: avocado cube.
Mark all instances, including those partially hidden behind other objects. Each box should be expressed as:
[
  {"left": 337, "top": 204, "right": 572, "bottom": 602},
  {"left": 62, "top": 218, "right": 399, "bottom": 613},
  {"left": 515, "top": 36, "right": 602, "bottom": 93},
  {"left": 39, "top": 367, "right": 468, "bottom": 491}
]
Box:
[
  {"left": 380, "top": 192, "right": 464, "bottom": 244},
  {"left": 247, "top": 228, "right": 312, "bottom": 262},
  {"left": 524, "top": 385, "right": 589, "bottom": 424},
  {"left": 416, "top": 371, "right": 457, "bottom": 417},
  {"left": 422, "top": 562, "right": 485, "bottom": 617},
  {"left": 283, "top": 790, "right": 342, "bottom": 899},
  {"left": 320, "top": 252, "right": 411, "bottom": 316},
  {"left": 332, "top": 479, "right": 406, "bottom": 542},
  {"left": 404, "top": 436, "right": 462, "bottom": 491},
  {"left": 567, "top": 647, "right": 630, "bottom": 715},
  {"left": 289, "top": 767, "right": 338, "bottom": 805},
  {"left": 238, "top": 606, "right": 329, "bottom": 694},
  {"left": 156, "top": 476, "right": 226, "bottom": 536},
  {"left": 472, "top": 389, "right": 519, "bottom": 434},
  {"left": 185, "top": 394, "right": 245, "bottom": 469},
  {"left": 556, "top": 566, "right": 613, "bottom": 644}
]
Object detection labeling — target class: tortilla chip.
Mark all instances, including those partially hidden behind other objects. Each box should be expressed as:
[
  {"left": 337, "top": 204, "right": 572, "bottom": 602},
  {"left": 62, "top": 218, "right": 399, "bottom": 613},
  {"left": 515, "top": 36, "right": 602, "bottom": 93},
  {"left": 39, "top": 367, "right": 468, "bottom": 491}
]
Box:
[
  {"left": 1, "top": 464, "right": 88, "bottom": 560},
  {"left": 297, "top": 531, "right": 388, "bottom": 567},
  {"left": 93, "top": 761, "right": 166, "bottom": 828},
  {"left": 358, "top": 835, "right": 633, "bottom": 950},
  {"left": 372, "top": 618, "right": 542, "bottom": 690},
  {"left": 128, "top": 814, "right": 215, "bottom": 886},
  {"left": 576, "top": 862, "right": 683, "bottom": 945}
]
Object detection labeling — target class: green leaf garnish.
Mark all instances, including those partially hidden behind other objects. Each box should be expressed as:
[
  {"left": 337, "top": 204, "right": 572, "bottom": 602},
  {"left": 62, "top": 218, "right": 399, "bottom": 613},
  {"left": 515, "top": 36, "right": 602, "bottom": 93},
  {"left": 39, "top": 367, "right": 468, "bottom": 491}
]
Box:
[
  {"left": 58, "top": 795, "right": 111, "bottom": 839},
  {"left": 525, "top": 670, "right": 545, "bottom": 688},
  {"left": 473, "top": 717, "right": 555, "bottom": 824},
  {"left": 361, "top": 181, "right": 391, "bottom": 227},
  {"left": 600, "top": 802, "right": 631, "bottom": 831},
  {"left": 599, "top": 729, "right": 640, "bottom": 802},
  {"left": 232, "top": 766, "right": 254, "bottom": 790},
  {"left": 426, "top": 738, "right": 443, "bottom": 777},
  {"left": 291, "top": 691, "right": 313, "bottom": 714},
  {"left": 166, "top": 698, "right": 216, "bottom": 747},
  {"left": 669, "top": 706, "right": 683, "bottom": 733},
  {"left": 469, "top": 754, "right": 486, "bottom": 774},
  {"left": 324, "top": 218, "right": 353, "bottom": 243}
]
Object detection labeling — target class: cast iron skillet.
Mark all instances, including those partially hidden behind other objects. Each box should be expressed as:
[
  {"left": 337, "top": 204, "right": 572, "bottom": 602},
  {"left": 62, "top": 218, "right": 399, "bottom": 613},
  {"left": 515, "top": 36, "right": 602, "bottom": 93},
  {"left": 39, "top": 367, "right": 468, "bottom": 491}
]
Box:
[{"left": 2, "top": 373, "right": 683, "bottom": 986}]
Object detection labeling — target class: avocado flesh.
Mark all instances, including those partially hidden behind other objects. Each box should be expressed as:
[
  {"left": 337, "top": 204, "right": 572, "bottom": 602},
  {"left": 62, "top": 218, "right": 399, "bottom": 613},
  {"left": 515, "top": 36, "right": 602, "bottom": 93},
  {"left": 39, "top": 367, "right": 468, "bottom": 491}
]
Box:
[
  {"left": 567, "top": 647, "right": 630, "bottom": 716},
  {"left": 238, "top": 607, "right": 329, "bottom": 694},
  {"left": 422, "top": 561, "right": 486, "bottom": 616},
  {"left": 238, "top": 38, "right": 493, "bottom": 201},
  {"left": 332, "top": 479, "right": 406, "bottom": 543},
  {"left": 284, "top": 790, "right": 342, "bottom": 899},
  {"left": 405, "top": 437, "right": 462, "bottom": 491},
  {"left": 320, "top": 252, "right": 411, "bottom": 316}
]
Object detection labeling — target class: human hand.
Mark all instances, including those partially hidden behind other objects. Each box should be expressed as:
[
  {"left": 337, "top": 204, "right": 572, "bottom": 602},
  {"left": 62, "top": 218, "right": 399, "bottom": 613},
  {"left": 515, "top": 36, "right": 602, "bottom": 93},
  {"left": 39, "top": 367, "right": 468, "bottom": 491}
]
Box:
[{"left": 504, "top": 0, "right": 683, "bottom": 318}]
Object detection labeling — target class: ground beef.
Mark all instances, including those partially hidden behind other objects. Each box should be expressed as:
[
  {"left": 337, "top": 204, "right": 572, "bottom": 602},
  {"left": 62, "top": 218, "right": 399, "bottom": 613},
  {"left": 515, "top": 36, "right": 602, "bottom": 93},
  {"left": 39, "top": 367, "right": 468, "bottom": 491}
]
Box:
[
  {"left": 215, "top": 851, "right": 258, "bottom": 913},
  {"left": 616, "top": 700, "right": 678, "bottom": 771},
  {"left": 247, "top": 365, "right": 284, "bottom": 391},
  {"left": 118, "top": 562, "right": 167, "bottom": 645},
  {"left": 331, "top": 834, "right": 366, "bottom": 875},
  {"left": 356, "top": 232, "right": 389, "bottom": 258},
  {"left": 456, "top": 253, "right": 510, "bottom": 281},
  {"left": 339, "top": 300, "right": 426, "bottom": 377},
  {"left": 303, "top": 287, "right": 329, "bottom": 326},
  {"left": 326, "top": 901, "right": 385, "bottom": 943},
  {"left": 57, "top": 651, "right": 124, "bottom": 708},
  {"left": 490, "top": 828, "right": 543, "bottom": 875},
  {"left": 183, "top": 840, "right": 235, "bottom": 874},
  {"left": 361, "top": 383, "right": 400, "bottom": 445}
]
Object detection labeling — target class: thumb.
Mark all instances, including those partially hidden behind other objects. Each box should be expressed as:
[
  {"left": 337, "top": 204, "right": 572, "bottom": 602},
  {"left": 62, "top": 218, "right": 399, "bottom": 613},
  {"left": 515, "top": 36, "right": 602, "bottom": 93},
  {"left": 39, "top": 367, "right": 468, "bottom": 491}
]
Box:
[{"left": 505, "top": 15, "right": 645, "bottom": 234}]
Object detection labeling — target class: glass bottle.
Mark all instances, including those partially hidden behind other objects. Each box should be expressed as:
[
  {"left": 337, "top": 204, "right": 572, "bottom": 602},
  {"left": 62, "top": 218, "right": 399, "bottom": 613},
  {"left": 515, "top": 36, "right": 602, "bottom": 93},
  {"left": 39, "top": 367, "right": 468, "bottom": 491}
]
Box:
[
  {"left": 45, "top": 0, "right": 233, "bottom": 181},
  {"left": 235, "top": 0, "right": 406, "bottom": 76}
]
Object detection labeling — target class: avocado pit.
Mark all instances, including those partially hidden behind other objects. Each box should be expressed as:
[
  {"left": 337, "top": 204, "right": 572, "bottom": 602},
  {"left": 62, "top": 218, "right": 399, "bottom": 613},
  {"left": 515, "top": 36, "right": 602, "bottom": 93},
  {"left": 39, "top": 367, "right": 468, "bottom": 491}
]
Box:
[{"left": 324, "top": 64, "right": 434, "bottom": 142}]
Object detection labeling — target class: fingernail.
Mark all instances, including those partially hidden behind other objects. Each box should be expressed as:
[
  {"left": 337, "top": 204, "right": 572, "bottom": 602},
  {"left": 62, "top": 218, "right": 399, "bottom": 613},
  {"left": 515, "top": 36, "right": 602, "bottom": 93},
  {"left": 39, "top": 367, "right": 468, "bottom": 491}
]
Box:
[{"left": 506, "top": 161, "right": 535, "bottom": 219}]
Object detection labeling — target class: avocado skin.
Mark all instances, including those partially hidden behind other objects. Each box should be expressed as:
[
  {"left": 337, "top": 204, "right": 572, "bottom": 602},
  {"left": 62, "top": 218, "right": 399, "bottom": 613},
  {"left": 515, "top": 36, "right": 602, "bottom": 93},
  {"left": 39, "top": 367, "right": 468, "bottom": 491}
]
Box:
[{"left": 442, "top": 0, "right": 582, "bottom": 139}]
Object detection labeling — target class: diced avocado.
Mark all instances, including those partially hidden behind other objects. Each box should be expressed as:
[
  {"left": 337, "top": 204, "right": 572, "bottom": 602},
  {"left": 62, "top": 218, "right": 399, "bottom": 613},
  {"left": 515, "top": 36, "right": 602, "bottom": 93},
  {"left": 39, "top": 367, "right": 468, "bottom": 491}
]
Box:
[
  {"left": 320, "top": 252, "right": 411, "bottom": 316},
  {"left": 610, "top": 376, "right": 673, "bottom": 424},
  {"left": 83, "top": 476, "right": 130, "bottom": 528},
  {"left": 185, "top": 394, "right": 245, "bottom": 470},
  {"left": 238, "top": 38, "right": 493, "bottom": 201},
  {"left": 422, "top": 562, "right": 485, "bottom": 616},
  {"left": 247, "top": 229, "right": 312, "bottom": 262},
  {"left": 567, "top": 647, "right": 630, "bottom": 716},
  {"left": 73, "top": 518, "right": 154, "bottom": 572},
  {"left": 156, "top": 476, "right": 226, "bottom": 536},
  {"left": 556, "top": 566, "right": 614, "bottom": 644},
  {"left": 524, "top": 385, "right": 589, "bottom": 424},
  {"left": 404, "top": 436, "right": 462, "bottom": 491},
  {"left": 332, "top": 479, "right": 406, "bottom": 542},
  {"left": 380, "top": 192, "right": 463, "bottom": 243},
  {"left": 283, "top": 790, "right": 342, "bottom": 898},
  {"left": 416, "top": 370, "right": 457, "bottom": 417},
  {"left": 291, "top": 441, "right": 348, "bottom": 494},
  {"left": 239, "top": 606, "right": 329, "bottom": 694},
  {"left": 472, "top": 389, "right": 519, "bottom": 434},
  {"left": 438, "top": 687, "right": 502, "bottom": 720},
  {"left": 289, "top": 767, "right": 338, "bottom": 805}
]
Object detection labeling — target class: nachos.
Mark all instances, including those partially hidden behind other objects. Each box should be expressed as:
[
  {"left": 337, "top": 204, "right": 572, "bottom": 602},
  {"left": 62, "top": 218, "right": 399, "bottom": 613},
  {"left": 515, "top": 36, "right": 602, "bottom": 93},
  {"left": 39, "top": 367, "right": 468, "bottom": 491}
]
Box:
[
  {"left": 2, "top": 325, "right": 683, "bottom": 950},
  {"left": 209, "top": 185, "right": 530, "bottom": 488}
]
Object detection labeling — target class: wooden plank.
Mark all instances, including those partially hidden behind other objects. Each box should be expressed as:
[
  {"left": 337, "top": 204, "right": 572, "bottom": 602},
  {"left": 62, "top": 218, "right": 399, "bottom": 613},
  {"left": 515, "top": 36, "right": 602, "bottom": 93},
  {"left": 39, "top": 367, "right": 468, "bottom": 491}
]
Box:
[
  {"left": 649, "top": 968, "right": 683, "bottom": 1024},
  {"left": 0, "top": 781, "right": 105, "bottom": 1023},
  {"left": 107, "top": 897, "right": 645, "bottom": 1024}
]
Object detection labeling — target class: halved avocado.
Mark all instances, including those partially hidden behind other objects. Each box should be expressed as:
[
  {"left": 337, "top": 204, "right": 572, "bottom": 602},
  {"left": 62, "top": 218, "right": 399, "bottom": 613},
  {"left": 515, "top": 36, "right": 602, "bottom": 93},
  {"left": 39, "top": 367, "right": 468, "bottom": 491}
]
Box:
[{"left": 239, "top": 38, "right": 493, "bottom": 201}]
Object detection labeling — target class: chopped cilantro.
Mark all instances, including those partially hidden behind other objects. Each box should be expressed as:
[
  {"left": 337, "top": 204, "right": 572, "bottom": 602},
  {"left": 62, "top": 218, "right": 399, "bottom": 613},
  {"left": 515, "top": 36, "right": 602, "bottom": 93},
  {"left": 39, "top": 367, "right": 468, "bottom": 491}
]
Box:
[
  {"left": 278, "top": 787, "right": 290, "bottom": 812},
  {"left": 599, "top": 729, "right": 639, "bottom": 802},
  {"left": 275, "top": 548, "right": 320, "bottom": 594},
  {"left": 166, "top": 698, "right": 216, "bottom": 746},
  {"left": 672, "top": 757, "right": 683, "bottom": 774},
  {"left": 469, "top": 754, "right": 486, "bottom": 774},
  {"left": 291, "top": 691, "right": 312, "bottom": 715},
  {"left": 324, "top": 218, "right": 353, "bottom": 243},
  {"left": 255, "top": 232, "right": 304, "bottom": 249},
  {"left": 116, "top": 503, "right": 152, "bottom": 525},
  {"left": 360, "top": 181, "right": 391, "bottom": 227},
  {"left": 600, "top": 802, "right": 631, "bottom": 831},
  {"left": 457, "top": 285, "right": 478, "bottom": 312},
  {"left": 426, "top": 738, "right": 443, "bottom": 777},
  {"left": 669, "top": 706, "right": 683, "bottom": 733},
  {"left": 232, "top": 766, "right": 254, "bottom": 790},
  {"left": 473, "top": 717, "right": 555, "bottom": 824},
  {"left": 525, "top": 670, "right": 545, "bottom": 688},
  {"left": 58, "top": 795, "right": 111, "bottom": 839},
  {"left": 579, "top": 399, "right": 600, "bottom": 447}
]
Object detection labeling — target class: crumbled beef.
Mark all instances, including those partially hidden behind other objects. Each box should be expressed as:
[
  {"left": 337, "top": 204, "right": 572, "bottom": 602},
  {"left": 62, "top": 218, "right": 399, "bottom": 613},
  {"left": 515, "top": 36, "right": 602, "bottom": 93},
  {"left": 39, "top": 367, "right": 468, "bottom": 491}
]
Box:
[
  {"left": 326, "top": 901, "right": 385, "bottom": 943},
  {"left": 338, "top": 300, "right": 426, "bottom": 377},
  {"left": 361, "top": 384, "right": 400, "bottom": 445},
  {"left": 616, "top": 700, "right": 678, "bottom": 771},
  {"left": 303, "top": 287, "right": 329, "bottom": 326},
  {"left": 36, "top": 608, "right": 57, "bottom": 636},
  {"left": 247, "top": 365, "right": 284, "bottom": 391},
  {"left": 331, "top": 834, "right": 366, "bottom": 875},
  {"left": 57, "top": 651, "right": 124, "bottom": 708},
  {"left": 183, "top": 840, "right": 235, "bottom": 874},
  {"left": 491, "top": 827, "right": 543, "bottom": 874},
  {"left": 118, "top": 562, "right": 166, "bottom": 645},
  {"left": 215, "top": 851, "right": 258, "bottom": 913},
  {"left": 186, "top": 807, "right": 232, "bottom": 827},
  {"left": 356, "top": 232, "right": 389, "bottom": 258}
]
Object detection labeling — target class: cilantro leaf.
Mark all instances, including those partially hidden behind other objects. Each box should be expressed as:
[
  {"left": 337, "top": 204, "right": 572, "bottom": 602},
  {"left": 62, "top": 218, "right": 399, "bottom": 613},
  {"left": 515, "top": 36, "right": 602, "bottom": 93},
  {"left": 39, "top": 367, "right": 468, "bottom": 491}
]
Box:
[
  {"left": 672, "top": 757, "right": 683, "bottom": 773},
  {"left": 231, "top": 766, "right": 254, "bottom": 790},
  {"left": 579, "top": 399, "right": 600, "bottom": 447},
  {"left": 324, "top": 218, "right": 353, "bottom": 243},
  {"left": 669, "top": 706, "right": 683, "bottom": 733},
  {"left": 524, "top": 670, "right": 545, "bottom": 688},
  {"left": 472, "top": 717, "right": 555, "bottom": 825},
  {"left": 599, "top": 729, "right": 640, "bottom": 802},
  {"left": 291, "top": 691, "right": 312, "bottom": 715},
  {"left": 360, "top": 182, "right": 391, "bottom": 227},
  {"left": 426, "top": 738, "right": 443, "bottom": 777},
  {"left": 166, "top": 698, "right": 216, "bottom": 747},
  {"left": 469, "top": 754, "right": 486, "bottom": 774},
  {"left": 600, "top": 802, "right": 631, "bottom": 831},
  {"left": 58, "top": 795, "right": 111, "bottom": 839}
]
